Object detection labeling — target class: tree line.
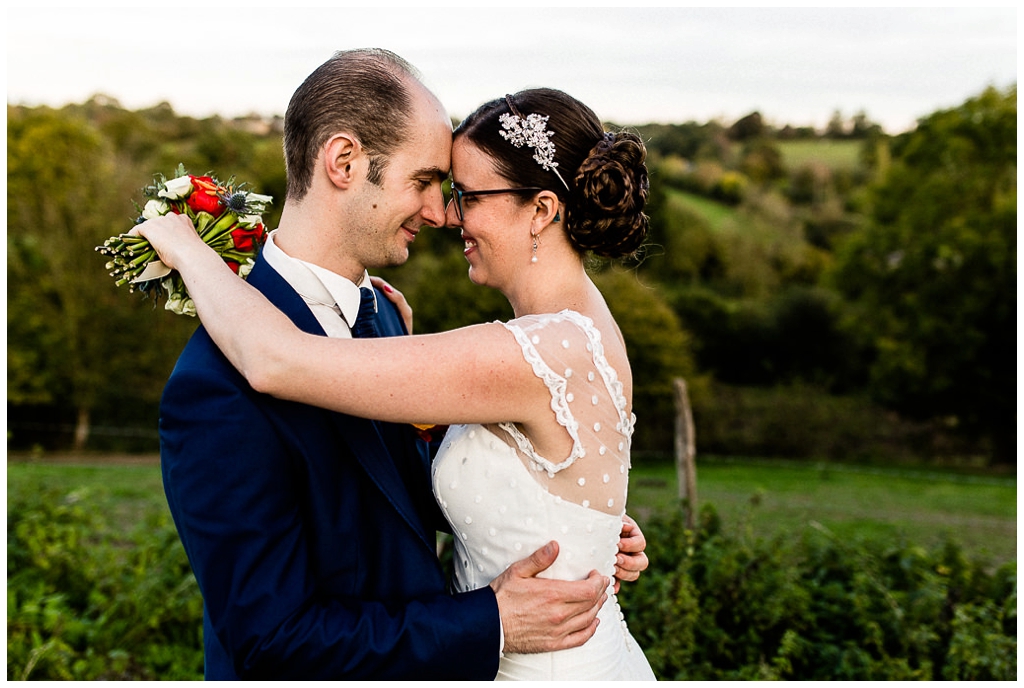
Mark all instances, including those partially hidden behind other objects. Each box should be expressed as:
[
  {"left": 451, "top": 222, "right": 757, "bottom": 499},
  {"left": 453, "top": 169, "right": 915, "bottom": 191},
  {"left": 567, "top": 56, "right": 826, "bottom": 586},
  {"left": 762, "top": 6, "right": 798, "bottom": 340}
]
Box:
[{"left": 6, "top": 85, "right": 1016, "bottom": 464}]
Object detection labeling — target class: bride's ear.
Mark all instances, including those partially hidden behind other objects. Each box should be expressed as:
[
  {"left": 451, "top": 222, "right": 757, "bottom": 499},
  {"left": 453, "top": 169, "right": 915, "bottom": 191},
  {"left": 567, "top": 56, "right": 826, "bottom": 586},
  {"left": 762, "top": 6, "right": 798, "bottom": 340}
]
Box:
[
  {"left": 532, "top": 191, "right": 562, "bottom": 232},
  {"left": 323, "top": 133, "right": 366, "bottom": 189}
]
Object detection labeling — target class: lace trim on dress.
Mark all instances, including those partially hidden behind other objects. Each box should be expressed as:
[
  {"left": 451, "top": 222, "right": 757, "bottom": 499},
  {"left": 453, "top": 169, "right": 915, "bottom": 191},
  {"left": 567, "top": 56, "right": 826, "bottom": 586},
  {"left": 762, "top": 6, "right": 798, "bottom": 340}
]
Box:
[
  {"left": 562, "top": 310, "right": 633, "bottom": 441},
  {"left": 499, "top": 319, "right": 583, "bottom": 475},
  {"left": 498, "top": 310, "right": 634, "bottom": 476}
]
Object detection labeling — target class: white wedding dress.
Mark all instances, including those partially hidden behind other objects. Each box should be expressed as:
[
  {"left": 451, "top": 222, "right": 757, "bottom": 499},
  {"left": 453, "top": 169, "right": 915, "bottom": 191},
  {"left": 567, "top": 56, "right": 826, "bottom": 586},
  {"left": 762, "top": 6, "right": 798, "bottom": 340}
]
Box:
[{"left": 432, "top": 310, "right": 656, "bottom": 681}]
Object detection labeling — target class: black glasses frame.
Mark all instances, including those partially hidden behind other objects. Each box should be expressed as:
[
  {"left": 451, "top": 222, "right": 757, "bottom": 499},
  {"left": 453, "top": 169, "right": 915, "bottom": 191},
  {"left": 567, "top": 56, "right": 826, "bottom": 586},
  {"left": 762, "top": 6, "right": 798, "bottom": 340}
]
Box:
[{"left": 449, "top": 184, "right": 543, "bottom": 221}]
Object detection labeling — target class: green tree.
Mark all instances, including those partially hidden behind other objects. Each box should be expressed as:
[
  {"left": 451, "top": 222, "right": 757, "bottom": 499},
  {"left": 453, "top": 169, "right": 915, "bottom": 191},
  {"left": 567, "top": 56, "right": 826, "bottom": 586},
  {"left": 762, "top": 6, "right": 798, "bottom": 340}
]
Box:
[
  {"left": 825, "top": 109, "right": 848, "bottom": 139},
  {"left": 7, "top": 106, "right": 194, "bottom": 449},
  {"left": 728, "top": 111, "right": 766, "bottom": 142},
  {"left": 633, "top": 121, "right": 726, "bottom": 162},
  {"left": 592, "top": 267, "right": 697, "bottom": 450},
  {"left": 830, "top": 85, "right": 1016, "bottom": 462},
  {"left": 639, "top": 179, "right": 722, "bottom": 288},
  {"left": 739, "top": 138, "right": 785, "bottom": 184},
  {"left": 850, "top": 110, "right": 882, "bottom": 139}
]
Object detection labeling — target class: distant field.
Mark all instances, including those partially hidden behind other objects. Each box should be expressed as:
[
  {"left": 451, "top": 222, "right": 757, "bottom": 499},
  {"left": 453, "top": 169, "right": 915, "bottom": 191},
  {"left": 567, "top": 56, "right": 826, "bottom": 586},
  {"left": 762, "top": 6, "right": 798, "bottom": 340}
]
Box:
[
  {"left": 7, "top": 455, "right": 1016, "bottom": 568},
  {"left": 777, "top": 139, "right": 863, "bottom": 170},
  {"left": 7, "top": 458, "right": 167, "bottom": 533},
  {"left": 628, "top": 457, "right": 1017, "bottom": 567},
  {"left": 664, "top": 188, "right": 738, "bottom": 232},
  {"left": 659, "top": 141, "right": 864, "bottom": 234}
]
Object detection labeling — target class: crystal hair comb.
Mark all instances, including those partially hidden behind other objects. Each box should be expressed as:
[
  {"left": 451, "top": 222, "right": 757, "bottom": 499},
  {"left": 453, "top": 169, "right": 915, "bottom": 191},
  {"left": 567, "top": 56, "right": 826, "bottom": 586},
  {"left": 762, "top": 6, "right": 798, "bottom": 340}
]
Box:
[{"left": 498, "top": 95, "right": 570, "bottom": 191}]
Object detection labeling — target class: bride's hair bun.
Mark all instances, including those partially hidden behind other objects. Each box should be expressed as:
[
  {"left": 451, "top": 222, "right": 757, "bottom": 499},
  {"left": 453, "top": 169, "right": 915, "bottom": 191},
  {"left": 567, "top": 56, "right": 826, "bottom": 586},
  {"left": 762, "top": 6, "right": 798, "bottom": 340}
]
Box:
[{"left": 566, "top": 132, "right": 649, "bottom": 259}]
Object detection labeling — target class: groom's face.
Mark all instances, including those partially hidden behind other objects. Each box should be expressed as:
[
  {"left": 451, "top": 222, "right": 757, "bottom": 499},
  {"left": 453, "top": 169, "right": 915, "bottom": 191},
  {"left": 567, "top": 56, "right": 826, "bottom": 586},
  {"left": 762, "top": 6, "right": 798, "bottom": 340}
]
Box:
[{"left": 348, "top": 85, "right": 452, "bottom": 270}]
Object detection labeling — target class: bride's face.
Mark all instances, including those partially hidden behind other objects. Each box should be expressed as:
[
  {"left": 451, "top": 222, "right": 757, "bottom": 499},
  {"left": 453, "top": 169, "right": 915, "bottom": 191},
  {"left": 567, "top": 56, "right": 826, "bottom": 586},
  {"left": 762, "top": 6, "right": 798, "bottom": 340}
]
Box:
[{"left": 446, "top": 138, "right": 536, "bottom": 290}]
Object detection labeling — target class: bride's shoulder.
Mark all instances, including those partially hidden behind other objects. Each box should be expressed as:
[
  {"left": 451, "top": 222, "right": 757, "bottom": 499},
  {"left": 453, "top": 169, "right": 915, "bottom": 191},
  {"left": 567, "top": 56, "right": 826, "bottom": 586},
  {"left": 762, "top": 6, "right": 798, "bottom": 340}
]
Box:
[
  {"left": 500, "top": 310, "right": 605, "bottom": 359},
  {"left": 501, "top": 309, "right": 597, "bottom": 335}
]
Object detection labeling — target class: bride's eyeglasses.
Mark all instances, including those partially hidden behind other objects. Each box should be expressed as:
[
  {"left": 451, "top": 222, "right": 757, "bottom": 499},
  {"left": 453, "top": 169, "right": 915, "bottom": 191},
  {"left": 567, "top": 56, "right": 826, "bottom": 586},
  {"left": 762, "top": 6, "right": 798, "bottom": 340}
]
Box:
[{"left": 449, "top": 183, "right": 542, "bottom": 221}]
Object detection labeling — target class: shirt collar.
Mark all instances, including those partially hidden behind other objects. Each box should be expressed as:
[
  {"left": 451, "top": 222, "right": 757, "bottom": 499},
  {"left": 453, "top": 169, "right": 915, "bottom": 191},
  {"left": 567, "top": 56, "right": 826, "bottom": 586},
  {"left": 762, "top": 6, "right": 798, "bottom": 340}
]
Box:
[{"left": 261, "top": 230, "right": 374, "bottom": 328}]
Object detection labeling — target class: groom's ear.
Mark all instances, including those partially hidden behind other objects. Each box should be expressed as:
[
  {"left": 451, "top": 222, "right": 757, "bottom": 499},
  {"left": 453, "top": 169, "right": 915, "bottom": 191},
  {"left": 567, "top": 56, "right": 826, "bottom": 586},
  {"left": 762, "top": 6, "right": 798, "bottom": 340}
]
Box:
[{"left": 323, "top": 133, "right": 366, "bottom": 190}]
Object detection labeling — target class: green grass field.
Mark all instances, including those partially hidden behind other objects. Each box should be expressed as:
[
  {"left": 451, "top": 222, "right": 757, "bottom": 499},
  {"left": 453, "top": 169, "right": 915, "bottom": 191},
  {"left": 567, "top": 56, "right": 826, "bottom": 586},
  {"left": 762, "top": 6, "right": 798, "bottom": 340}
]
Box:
[
  {"left": 8, "top": 454, "right": 1016, "bottom": 567},
  {"left": 628, "top": 456, "right": 1017, "bottom": 567},
  {"left": 776, "top": 139, "right": 864, "bottom": 171},
  {"left": 7, "top": 459, "right": 169, "bottom": 532},
  {"left": 665, "top": 188, "right": 739, "bottom": 232}
]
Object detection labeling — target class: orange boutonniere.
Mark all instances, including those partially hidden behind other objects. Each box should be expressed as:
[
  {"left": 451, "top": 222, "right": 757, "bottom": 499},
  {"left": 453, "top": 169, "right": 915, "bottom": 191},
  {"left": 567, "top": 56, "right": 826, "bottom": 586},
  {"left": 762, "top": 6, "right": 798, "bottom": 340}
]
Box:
[{"left": 412, "top": 423, "right": 446, "bottom": 443}]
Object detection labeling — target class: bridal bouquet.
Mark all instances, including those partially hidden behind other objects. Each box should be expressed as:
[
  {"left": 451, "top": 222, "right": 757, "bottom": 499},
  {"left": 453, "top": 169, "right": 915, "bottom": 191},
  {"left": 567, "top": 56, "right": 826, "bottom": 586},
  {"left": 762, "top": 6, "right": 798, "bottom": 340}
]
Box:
[{"left": 97, "top": 164, "right": 272, "bottom": 316}]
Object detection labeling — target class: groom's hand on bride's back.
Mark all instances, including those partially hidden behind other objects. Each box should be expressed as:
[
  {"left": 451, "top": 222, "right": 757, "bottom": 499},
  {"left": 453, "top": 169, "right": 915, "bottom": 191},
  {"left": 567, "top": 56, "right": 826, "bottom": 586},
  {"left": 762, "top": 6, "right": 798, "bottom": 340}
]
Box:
[{"left": 489, "top": 541, "right": 608, "bottom": 654}]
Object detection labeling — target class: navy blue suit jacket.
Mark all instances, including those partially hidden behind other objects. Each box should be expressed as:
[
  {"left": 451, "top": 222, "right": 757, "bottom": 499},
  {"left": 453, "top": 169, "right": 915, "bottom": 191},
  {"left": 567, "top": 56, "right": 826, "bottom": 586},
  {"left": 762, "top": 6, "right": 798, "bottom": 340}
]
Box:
[{"left": 159, "top": 255, "right": 500, "bottom": 679}]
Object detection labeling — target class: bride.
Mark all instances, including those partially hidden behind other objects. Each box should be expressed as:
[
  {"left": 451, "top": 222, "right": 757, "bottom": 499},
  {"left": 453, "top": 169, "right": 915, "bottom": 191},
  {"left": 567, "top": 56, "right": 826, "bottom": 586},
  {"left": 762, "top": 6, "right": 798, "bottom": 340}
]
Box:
[{"left": 138, "top": 88, "right": 656, "bottom": 681}]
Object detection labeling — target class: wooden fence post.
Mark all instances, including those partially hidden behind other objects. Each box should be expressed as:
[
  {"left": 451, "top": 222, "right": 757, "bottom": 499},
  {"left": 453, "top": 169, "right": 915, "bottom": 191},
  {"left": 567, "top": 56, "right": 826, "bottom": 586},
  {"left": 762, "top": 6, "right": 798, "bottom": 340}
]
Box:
[{"left": 674, "top": 377, "right": 697, "bottom": 529}]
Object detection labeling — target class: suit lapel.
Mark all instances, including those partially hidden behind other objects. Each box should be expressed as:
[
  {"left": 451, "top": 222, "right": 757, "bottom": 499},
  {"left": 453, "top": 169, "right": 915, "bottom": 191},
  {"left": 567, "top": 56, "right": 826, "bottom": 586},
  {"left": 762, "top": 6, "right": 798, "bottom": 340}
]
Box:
[{"left": 247, "top": 256, "right": 435, "bottom": 551}]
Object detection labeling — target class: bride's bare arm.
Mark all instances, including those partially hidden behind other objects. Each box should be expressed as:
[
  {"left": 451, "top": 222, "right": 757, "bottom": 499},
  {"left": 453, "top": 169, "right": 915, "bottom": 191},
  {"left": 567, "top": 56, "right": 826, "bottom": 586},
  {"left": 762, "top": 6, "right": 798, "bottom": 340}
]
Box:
[{"left": 135, "top": 215, "right": 541, "bottom": 427}]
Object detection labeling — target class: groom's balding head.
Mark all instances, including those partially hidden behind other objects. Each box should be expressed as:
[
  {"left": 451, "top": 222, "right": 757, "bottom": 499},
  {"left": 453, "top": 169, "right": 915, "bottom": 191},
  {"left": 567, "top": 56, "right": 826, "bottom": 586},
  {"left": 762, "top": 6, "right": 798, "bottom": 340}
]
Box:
[{"left": 283, "top": 48, "right": 428, "bottom": 201}]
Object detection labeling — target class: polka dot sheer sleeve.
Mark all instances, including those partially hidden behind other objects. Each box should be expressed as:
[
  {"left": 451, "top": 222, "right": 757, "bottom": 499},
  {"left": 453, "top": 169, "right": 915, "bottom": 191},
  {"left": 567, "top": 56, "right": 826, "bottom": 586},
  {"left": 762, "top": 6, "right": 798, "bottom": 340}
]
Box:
[{"left": 498, "top": 311, "right": 634, "bottom": 516}]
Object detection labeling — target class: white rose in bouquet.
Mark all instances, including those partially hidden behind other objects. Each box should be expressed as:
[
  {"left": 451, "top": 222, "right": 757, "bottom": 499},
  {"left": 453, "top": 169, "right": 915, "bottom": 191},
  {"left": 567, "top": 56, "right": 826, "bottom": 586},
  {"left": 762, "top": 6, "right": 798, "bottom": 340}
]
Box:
[
  {"left": 158, "top": 175, "right": 194, "bottom": 201},
  {"left": 142, "top": 199, "right": 169, "bottom": 219}
]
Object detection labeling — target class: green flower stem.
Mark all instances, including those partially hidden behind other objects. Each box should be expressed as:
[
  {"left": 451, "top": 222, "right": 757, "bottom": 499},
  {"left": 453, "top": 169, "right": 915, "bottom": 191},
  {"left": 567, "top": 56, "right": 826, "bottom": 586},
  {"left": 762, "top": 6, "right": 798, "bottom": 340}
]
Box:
[
  {"left": 200, "top": 211, "right": 241, "bottom": 244},
  {"left": 219, "top": 250, "right": 255, "bottom": 262},
  {"left": 206, "top": 238, "right": 233, "bottom": 253},
  {"left": 128, "top": 250, "right": 157, "bottom": 268}
]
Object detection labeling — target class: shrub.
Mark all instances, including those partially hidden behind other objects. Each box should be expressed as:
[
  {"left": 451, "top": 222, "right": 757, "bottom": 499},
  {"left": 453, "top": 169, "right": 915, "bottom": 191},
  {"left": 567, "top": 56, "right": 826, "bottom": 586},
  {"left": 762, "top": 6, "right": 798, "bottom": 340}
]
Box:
[
  {"left": 7, "top": 482, "right": 203, "bottom": 680},
  {"left": 619, "top": 506, "right": 1017, "bottom": 680},
  {"left": 9, "top": 468, "right": 1014, "bottom": 680}
]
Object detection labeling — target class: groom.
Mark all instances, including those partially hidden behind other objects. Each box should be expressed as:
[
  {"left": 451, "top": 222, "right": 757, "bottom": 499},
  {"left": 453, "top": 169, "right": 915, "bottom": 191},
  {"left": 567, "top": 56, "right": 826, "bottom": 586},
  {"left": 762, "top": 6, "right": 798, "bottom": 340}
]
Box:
[{"left": 160, "top": 48, "right": 646, "bottom": 680}]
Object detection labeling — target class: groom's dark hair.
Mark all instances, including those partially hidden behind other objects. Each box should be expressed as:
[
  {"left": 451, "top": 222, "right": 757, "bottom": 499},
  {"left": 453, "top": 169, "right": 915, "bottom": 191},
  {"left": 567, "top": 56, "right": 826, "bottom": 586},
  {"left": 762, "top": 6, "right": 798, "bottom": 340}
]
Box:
[{"left": 284, "top": 48, "right": 420, "bottom": 200}]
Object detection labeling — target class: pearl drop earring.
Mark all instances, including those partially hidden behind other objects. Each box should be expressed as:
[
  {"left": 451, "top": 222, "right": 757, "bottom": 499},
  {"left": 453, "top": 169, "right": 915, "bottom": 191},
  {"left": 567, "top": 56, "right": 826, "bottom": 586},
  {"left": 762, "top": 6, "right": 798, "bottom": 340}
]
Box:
[{"left": 531, "top": 234, "right": 538, "bottom": 263}]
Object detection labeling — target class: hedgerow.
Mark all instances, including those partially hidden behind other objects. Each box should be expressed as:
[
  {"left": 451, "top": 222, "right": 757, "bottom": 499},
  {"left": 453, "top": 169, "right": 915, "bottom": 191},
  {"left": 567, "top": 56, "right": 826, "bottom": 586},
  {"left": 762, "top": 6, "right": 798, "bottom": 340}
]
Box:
[
  {"left": 7, "top": 482, "right": 1015, "bottom": 680},
  {"left": 618, "top": 505, "right": 1016, "bottom": 680}
]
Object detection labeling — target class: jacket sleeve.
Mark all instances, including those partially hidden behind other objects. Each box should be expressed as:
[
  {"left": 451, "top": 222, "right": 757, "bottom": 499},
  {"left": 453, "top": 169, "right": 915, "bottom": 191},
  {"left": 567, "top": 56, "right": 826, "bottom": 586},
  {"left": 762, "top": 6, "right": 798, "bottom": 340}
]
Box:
[{"left": 160, "top": 342, "right": 500, "bottom": 679}]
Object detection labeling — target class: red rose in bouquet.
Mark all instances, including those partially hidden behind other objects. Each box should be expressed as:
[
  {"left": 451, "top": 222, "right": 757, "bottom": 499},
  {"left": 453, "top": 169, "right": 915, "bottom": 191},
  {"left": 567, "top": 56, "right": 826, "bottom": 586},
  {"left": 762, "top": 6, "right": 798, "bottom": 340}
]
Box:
[
  {"left": 230, "top": 223, "right": 266, "bottom": 253},
  {"left": 186, "top": 175, "right": 225, "bottom": 215}
]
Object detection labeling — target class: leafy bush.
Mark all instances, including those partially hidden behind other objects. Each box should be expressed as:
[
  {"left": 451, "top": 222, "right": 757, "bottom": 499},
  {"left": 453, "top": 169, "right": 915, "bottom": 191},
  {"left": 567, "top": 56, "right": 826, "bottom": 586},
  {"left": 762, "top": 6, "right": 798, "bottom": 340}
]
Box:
[
  {"left": 9, "top": 466, "right": 1014, "bottom": 680},
  {"left": 7, "top": 482, "right": 203, "bottom": 680},
  {"left": 619, "top": 506, "right": 1017, "bottom": 680}
]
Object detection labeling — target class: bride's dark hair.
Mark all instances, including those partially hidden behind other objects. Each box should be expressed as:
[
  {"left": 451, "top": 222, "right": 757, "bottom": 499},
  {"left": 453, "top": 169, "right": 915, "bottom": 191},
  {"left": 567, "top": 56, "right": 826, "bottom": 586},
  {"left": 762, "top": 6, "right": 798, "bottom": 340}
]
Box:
[{"left": 454, "top": 88, "right": 649, "bottom": 259}]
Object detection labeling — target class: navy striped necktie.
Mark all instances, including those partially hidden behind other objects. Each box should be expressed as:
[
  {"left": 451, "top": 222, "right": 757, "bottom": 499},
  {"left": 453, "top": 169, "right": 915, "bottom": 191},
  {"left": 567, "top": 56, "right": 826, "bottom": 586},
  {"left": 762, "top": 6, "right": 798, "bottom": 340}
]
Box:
[{"left": 351, "top": 287, "right": 380, "bottom": 339}]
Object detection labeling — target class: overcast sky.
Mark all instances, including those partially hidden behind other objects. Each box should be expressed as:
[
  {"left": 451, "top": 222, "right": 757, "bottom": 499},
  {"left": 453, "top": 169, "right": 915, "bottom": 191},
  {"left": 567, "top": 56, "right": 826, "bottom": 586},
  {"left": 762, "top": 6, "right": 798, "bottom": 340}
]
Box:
[{"left": 6, "top": 6, "right": 1017, "bottom": 134}]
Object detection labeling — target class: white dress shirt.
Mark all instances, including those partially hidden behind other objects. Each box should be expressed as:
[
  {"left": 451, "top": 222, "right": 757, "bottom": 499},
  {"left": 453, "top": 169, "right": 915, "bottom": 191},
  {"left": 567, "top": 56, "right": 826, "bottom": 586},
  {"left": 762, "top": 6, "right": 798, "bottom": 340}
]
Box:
[{"left": 261, "top": 230, "right": 375, "bottom": 338}]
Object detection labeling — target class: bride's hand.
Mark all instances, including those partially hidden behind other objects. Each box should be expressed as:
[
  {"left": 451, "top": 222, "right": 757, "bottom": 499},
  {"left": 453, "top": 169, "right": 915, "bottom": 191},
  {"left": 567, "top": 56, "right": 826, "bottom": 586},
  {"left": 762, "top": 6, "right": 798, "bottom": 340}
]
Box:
[
  {"left": 130, "top": 214, "right": 214, "bottom": 272},
  {"left": 370, "top": 276, "right": 413, "bottom": 334}
]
